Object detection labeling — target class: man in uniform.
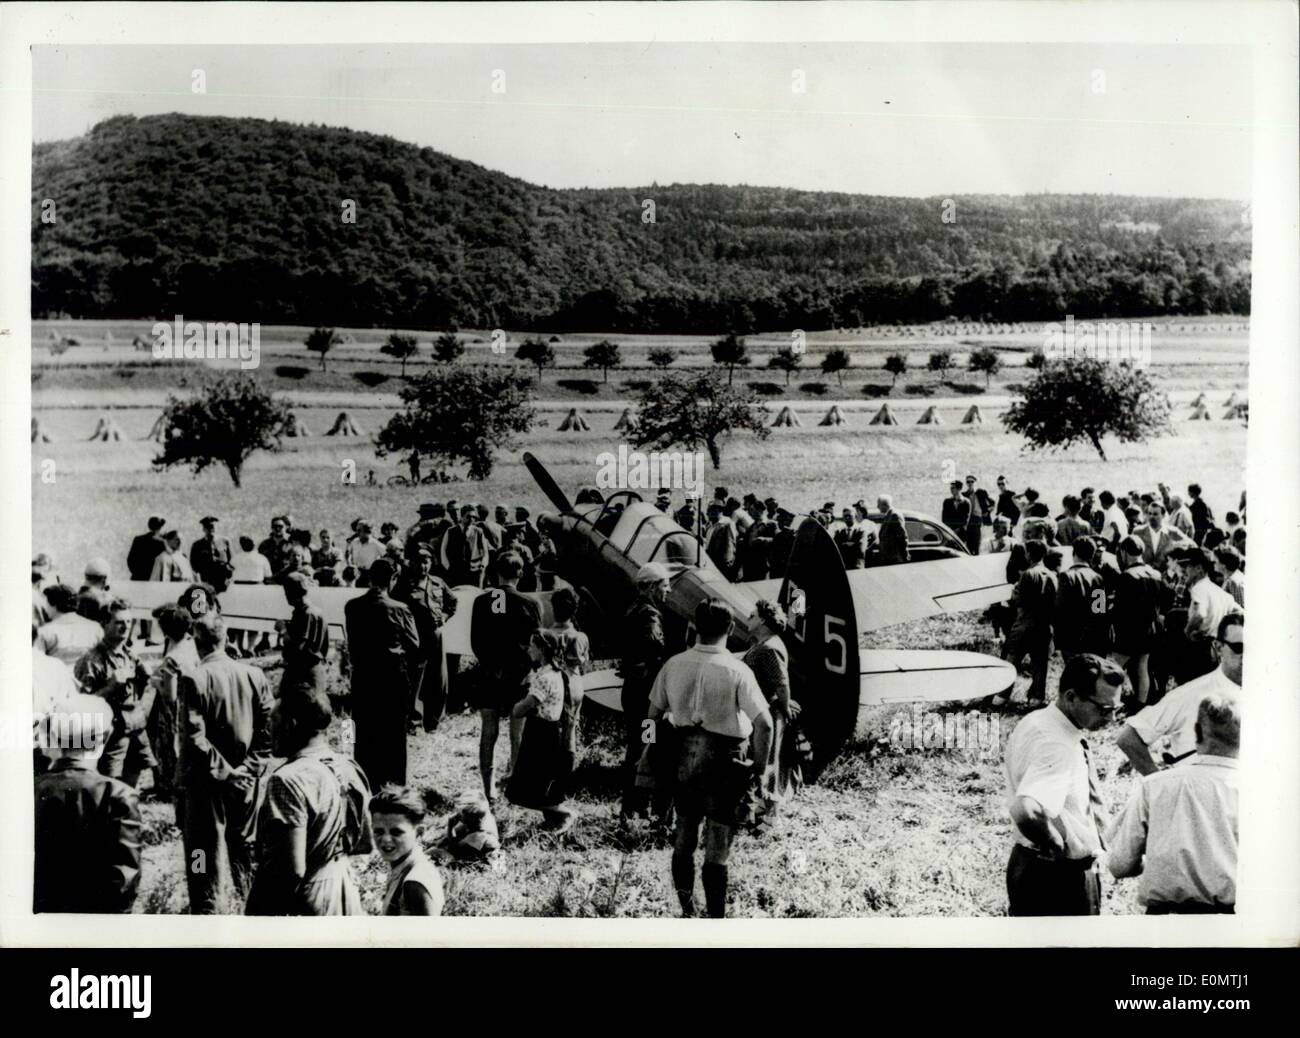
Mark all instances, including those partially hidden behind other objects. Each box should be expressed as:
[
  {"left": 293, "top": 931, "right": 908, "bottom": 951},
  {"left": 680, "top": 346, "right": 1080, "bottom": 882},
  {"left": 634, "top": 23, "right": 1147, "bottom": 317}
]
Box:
[
  {"left": 344, "top": 558, "right": 421, "bottom": 790},
  {"left": 619, "top": 562, "right": 673, "bottom": 818},
  {"left": 75, "top": 600, "right": 155, "bottom": 789},
  {"left": 34, "top": 694, "right": 142, "bottom": 913},
  {"left": 395, "top": 544, "right": 458, "bottom": 731},
  {"left": 177, "top": 613, "right": 274, "bottom": 913},
  {"left": 469, "top": 552, "right": 540, "bottom": 802},
  {"left": 279, "top": 573, "right": 330, "bottom": 699},
  {"left": 190, "top": 515, "right": 233, "bottom": 593},
  {"left": 641, "top": 598, "right": 772, "bottom": 917},
  {"left": 993, "top": 539, "right": 1056, "bottom": 707}
]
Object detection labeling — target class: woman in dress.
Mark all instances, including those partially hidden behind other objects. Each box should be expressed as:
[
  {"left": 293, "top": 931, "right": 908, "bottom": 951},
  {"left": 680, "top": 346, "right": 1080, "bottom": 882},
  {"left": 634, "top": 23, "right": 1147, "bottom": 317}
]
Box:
[
  {"left": 245, "top": 686, "right": 373, "bottom": 915},
  {"left": 507, "top": 630, "right": 579, "bottom": 832},
  {"left": 370, "top": 785, "right": 444, "bottom": 916},
  {"left": 742, "top": 600, "right": 803, "bottom": 824}
]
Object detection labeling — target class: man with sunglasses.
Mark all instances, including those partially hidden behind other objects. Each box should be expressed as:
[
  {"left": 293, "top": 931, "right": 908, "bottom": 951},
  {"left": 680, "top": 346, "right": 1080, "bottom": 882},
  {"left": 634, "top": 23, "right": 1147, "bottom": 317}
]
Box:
[
  {"left": 1004, "top": 653, "right": 1126, "bottom": 916},
  {"left": 1117, "top": 612, "right": 1243, "bottom": 777}
]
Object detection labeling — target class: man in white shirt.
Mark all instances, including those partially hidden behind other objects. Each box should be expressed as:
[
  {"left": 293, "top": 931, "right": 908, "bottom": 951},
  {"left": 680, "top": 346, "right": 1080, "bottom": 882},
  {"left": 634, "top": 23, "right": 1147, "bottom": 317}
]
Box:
[
  {"left": 1108, "top": 694, "right": 1239, "bottom": 913},
  {"left": 1097, "top": 490, "right": 1128, "bottom": 548},
  {"left": 230, "top": 535, "right": 274, "bottom": 584},
  {"left": 35, "top": 584, "right": 105, "bottom": 666},
  {"left": 1117, "top": 612, "right": 1243, "bottom": 775},
  {"left": 642, "top": 598, "right": 772, "bottom": 918},
  {"left": 347, "top": 520, "right": 385, "bottom": 582},
  {"left": 1176, "top": 547, "right": 1238, "bottom": 680},
  {"left": 1003, "top": 653, "right": 1126, "bottom": 916},
  {"left": 33, "top": 621, "right": 79, "bottom": 772}
]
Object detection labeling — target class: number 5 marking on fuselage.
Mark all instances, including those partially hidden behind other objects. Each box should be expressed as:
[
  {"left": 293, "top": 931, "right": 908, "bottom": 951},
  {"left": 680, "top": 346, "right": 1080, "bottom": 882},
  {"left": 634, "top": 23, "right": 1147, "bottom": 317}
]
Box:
[{"left": 824, "top": 614, "right": 847, "bottom": 675}]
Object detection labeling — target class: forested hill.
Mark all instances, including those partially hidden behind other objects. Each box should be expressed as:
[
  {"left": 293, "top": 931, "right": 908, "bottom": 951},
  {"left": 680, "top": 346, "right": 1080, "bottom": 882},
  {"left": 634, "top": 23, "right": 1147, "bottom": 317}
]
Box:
[{"left": 32, "top": 114, "right": 1251, "bottom": 331}]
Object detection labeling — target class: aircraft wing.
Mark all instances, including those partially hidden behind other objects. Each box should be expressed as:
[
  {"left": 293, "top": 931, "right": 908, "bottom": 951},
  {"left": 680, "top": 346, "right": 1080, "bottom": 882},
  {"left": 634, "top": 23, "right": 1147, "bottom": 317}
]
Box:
[
  {"left": 843, "top": 554, "right": 1013, "bottom": 631},
  {"left": 859, "top": 649, "right": 1015, "bottom": 705}
]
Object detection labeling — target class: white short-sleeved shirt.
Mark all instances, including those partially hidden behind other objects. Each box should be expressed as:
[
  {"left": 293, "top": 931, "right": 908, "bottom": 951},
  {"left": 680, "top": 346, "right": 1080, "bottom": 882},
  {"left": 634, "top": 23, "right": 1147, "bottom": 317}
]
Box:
[
  {"left": 1101, "top": 505, "right": 1129, "bottom": 542},
  {"left": 231, "top": 550, "right": 273, "bottom": 583},
  {"left": 1004, "top": 704, "right": 1102, "bottom": 859},
  {"left": 649, "top": 644, "right": 769, "bottom": 739},
  {"left": 1127, "top": 665, "right": 1240, "bottom": 762},
  {"left": 36, "top": 612, "right": 104, "bottom": 667},
  {"left": 1106, "top": 756, "right": 1238, "bottom": 907},
  {"left": 348, "top": 539, "right": 384, "bottom": 572},
  {"left": 1186, "top": 576, "right": 1237, "bottom": 640}
]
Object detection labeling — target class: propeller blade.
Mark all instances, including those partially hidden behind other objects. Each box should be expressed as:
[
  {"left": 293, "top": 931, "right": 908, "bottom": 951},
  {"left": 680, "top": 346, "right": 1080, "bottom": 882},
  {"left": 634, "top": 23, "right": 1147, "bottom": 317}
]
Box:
[{"left": 522, "top": 451, "right": 573, "bottom": 513}]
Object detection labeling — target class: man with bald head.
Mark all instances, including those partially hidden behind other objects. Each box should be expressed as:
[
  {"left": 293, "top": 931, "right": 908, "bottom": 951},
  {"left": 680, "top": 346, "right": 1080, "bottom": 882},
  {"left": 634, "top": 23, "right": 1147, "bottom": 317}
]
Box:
[{"left": 178, "top": 612, "right": 274, "bottom": 913}]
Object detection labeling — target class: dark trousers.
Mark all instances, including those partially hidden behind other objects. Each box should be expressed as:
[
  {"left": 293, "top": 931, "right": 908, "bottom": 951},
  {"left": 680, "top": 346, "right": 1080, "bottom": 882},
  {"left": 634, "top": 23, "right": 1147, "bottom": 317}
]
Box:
[
  {"left": 417, "top": 634, "right": 448, "bottom": 731},
  {"left": 178, "top": 777, "right": 262, "bottom": 914},
  {"left": 353, "top": 694, "right": 407, "bottom": 790},
  {"left": 1004, "top": 626, "right": 1051, "bottom": 701},
  {"left": 1006, "top": 844, "right": 1100, "bottom": 916},
  {"left": 99, "top": 720, "right": 155, "bottom": 788}
]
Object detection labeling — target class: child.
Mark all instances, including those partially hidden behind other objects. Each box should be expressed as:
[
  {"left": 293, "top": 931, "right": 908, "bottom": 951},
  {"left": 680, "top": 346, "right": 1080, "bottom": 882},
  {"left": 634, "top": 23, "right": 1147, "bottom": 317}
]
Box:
[
  {"left": 507, "top": 630, "right": 580, "bottom": 832},
  {"left": 437, "top": 794, "right": 501, "bottom": 862},
  {"left": 370, "top": 785, "right": 444, "bottom": 916}
]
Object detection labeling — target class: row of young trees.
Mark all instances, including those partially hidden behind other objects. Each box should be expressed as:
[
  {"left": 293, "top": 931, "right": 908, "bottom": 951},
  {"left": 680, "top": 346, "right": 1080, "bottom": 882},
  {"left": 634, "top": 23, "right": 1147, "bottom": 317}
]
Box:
[{"left": 305, "top": 326, "right": 1029, "bottom": 389}]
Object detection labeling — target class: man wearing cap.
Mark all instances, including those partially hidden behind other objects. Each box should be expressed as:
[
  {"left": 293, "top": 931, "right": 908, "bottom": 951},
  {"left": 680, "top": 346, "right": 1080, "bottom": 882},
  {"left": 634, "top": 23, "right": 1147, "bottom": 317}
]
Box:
[
  {"left": 150, "top": 530, "right": 194, "bottom": 583},
  {"left": 770, "top": 509, "right": 798, "bottom": 573},
  {"left": 34, "top": 693, "right": 142, "bottom": 913},
  {"left": 470, "top": 552, "right": 541, "bottom": 801},
  {"left": 514, "top": 506, "right": 543, "bottom": 555},
  {"left": 177, "top": 613, "right": 274, "bottom": 913},
  {"left": 344, "top": 558, "right": 421, "bottom": 789},
  {"left": 620, "top": 562, "right": 673, "bottom": 817},
  {"left": 1109, "top": 535, "right": 1165, "bottom": 706},
  {"left": 279, "top": 573, "right": 330, "bottom": 700},
  {"left": 963, "top": 475, "right": 990, "bottom": 554},
  {"left": 1004, "top": 653, "right": 1126, "bottom": 916},
  {"left": 75, "top": 599, "right": 155, "bottom": 789},
  {"left": 1176, "top": 547, "right": 1237, "bottom": 682},
  {"left": 395, "top": 545, "right": 458, "bottom": 731},
  {"left": 189, "top": 516, "right": 233, "bottom": 593}
]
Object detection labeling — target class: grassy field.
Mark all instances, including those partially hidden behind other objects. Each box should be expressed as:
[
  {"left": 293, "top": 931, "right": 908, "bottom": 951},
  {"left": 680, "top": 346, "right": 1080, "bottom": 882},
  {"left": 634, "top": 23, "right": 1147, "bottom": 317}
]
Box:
[{"left": 31, "top": 319, "right": 1248, "bottom": 918}]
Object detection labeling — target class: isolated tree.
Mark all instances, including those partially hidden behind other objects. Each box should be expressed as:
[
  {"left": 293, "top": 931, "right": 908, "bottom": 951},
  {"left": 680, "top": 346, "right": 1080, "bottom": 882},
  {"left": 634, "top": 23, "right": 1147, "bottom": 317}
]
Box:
[
  {"left": 305, "top": 326, "right": 341, "bottom": 372},
  {"left": 515, "top": 337, "right": 555, "bottom": 384},
  {"left": 1002, "top": 357, "right": 1173, "bottom": 461},
  {"left": 1025, "top": 347, "right": 1047, "bottom": 370},
  {"left": 151, "top": 375, "right": 289, "bottom": 488},
  {"left": 768, "top": 346, "right": 803, "bottom": 386},
  {"left": 635, "top": 371, "right": 769, "bottom": 469},
  {"left": 883, "top": 352, "right": 908, "bottom": 386},
  {"left": 821, "top": 347, "right": 850, "bottom": 387},
  {"left": 433, "top": 330, "right": 465, "bottom": 364},
  {"left": 710, "top": 333, "right": 750, "bottom": 385},
  {"left": 968, "top": 345, "right": 1003, "bottom": 387},
  {"left": 583, "top": 339, "right": 622, "bottom": 383},
  {"left": 648, "top": 347, "right": 678, "bottom": 370},
  {"left": 376, "top": 367, "right": 536, "bottom": 480},
  {"left": 927, "top": 349, "right": 953, "bottom": 376},
  {"left": 381, "top": 332, "right": 419, "bottom": 377}
]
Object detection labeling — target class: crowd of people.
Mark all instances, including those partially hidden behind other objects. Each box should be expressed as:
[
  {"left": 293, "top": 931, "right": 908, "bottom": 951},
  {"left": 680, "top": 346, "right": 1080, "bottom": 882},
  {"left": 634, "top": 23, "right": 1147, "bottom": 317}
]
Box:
[{"left": 30, "top": 472, "right": 1245, "bottom": 919}]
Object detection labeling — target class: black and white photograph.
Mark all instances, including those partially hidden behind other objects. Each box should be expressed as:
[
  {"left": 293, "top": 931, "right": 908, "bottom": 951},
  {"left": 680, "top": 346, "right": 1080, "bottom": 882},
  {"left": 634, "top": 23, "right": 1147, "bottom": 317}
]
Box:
[{"left": 3, "top": 0, "right": 1297, "bottom": 970}]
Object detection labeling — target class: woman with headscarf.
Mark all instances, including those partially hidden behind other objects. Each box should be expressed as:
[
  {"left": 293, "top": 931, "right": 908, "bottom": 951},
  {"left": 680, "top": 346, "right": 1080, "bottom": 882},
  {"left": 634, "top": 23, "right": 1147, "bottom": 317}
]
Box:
[
  {"left": 245, "top": 686, "right": 373, "bottom": 915},
  {"left": 742, "top": 600, "right": 803, "bottom": 823}
]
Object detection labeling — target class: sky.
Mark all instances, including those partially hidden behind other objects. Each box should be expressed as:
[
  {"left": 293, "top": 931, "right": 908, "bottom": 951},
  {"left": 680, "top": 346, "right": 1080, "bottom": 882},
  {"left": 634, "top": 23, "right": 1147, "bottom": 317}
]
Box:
[{"left": 32, "top": 42, "right": 1253, "bottom": 199}]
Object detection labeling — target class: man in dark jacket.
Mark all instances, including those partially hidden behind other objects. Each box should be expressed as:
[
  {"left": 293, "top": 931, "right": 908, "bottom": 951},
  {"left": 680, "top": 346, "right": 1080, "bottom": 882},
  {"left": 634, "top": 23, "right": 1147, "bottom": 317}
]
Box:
[
  {"left": 127, "top": 516, "right": 167, "bottom": 642},
  {"left": 876, "top": 495, "right": 910, "bottom": 565},
  {"left": 1108, "top": 535, "right": 1164, "bottom": 706},
  {"left": 178, "top": 613, "right": 274, "bottom": 913},
  {"left": 470, "top": 552, "right": 541, "bottom": 802},
  {"left": 942, "top": 481, "right": 973, "bottom": 550},
  {"left": 994, "top": 539, "right": 1056, "bottom": 706},
  {"left": 344, "top": 558, "right": 421, "bottom": 790},
  {"left": 619, "top": 562, "right": 672, "bottom": 818},
  {"left": 1188, "top": 483, "right": 1215, "bottom": 546},
  {"left": 190, "top": 515, "right": 234, "bottom": 593},
  {"left": 34, "top": 694, "right": 142, "bottom": 913},
  {"left": 1054, "top": 537, "right": 1108, "bottom": 658}
]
